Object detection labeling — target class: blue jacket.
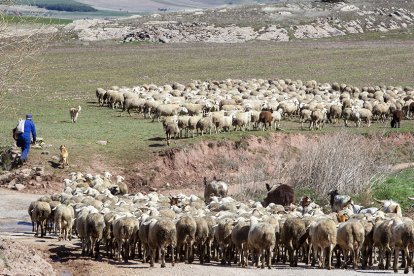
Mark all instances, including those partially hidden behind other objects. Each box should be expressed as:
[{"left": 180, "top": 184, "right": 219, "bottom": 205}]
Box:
[{"left": 20, "top": 120, "right": 36, "bottom": 142}]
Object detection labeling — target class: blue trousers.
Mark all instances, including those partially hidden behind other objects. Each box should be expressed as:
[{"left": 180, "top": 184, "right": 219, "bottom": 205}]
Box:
[{"left": 17, "top": 137, "right": 31, "bottom": 161}]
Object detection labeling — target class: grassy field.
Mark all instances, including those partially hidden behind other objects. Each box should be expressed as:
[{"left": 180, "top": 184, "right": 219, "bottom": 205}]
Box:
[
  {"left": 2, "top": 14, "right": 72, "bottom": 24},
  {"left": 1, "top": 31, "right": 414, "bottom": 170},
  {"left": 373, "top": 168, "right": 414, "bottom": 211}
]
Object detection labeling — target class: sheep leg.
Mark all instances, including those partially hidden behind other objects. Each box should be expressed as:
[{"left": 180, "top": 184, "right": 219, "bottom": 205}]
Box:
[
  {"left": 171, "top": 245, "right": 175, "bottom": 267},
  {"left": 394, "top": 247, "right": 399, "bottom": 273},
  {"left": 161, "top": 247, "right": 166, "bottom": 268},
  {"left": 150, "top": 247, "right": 155, "bottom": 267},
  {"left": 267, "top": 248, "right": 272, "bottom": 269},
  {"left": 403, "top": 247, "right": 410, "bottom": 274},
  {"left": 40, "top": 220, "right": 45, "bottom": 237},
  {"left": 385, "top": 248, "right": 391, "bottom": 270}
]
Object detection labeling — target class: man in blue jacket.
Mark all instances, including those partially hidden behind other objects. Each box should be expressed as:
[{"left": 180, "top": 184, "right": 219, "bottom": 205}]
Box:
[{"left": 16, "top": 114, "right": 37, "bottom": 164}]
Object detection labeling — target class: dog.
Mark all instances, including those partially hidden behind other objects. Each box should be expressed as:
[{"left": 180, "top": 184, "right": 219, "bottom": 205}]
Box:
[
  {"left": 69, "top": 105, "right": 81, "bottom": 123},
  {"left": 59, "top": 145, "right": 69, "bottom": 169}
]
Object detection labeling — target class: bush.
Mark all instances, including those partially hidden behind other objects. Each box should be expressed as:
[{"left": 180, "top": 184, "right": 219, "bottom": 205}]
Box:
[{"left": 291, "top": 132, "right": 389, "bottom": 201}]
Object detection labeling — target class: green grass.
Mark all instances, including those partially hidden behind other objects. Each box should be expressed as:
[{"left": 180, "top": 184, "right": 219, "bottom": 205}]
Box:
[
  {"left": 372, "top": 168, "right": 414, "bottom": 211},
  {"left": 1, "top": 31, "right": 414, "bottom": 170},
  {"left": 2, "top": 14, "right": 72, "bottom": 24}
]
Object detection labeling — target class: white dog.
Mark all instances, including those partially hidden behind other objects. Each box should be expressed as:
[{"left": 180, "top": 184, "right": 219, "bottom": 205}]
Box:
[{"left": 69, "top": 105, "right": 81, "bottom": 123}]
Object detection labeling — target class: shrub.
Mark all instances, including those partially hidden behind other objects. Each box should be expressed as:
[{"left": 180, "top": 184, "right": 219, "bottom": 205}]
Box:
[{"left": 291, "top": 132, "right": 389, "bottom": 201}]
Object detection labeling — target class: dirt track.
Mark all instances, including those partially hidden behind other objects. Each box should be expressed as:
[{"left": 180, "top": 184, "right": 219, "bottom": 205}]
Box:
[{"left": 0, "top": 188, "right": 410, "bottom": 275}]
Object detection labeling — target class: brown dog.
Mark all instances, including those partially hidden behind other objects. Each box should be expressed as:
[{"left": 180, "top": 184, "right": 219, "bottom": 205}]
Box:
[{"left": 59, "top": 145, "right": 69, "bottom": 168}]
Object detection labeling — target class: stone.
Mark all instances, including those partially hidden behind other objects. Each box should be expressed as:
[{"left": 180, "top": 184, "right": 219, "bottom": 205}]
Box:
[
  {"left": 51, "top": 156, "right": 59, "bottom": 161},
  {"left": 14, "top": 183, "right": 25, "bottom": 191},
  {"left": 35, "top": 176, "right": 42, "bottom": 182},
  {"left": 8, "top": 178, "right": 16, "bottom": 187},
  {"left": 96, "top": 140, "right": 108, "bottom": 145},
  {"left": 41, "top": 151, "right": 50, "bottom": 155},
  {"left": 0, "top": 172, "right": 12, "bottom": 182},
  {"left": 20, "top": 169, "right": 32, "bottom": 178},
  {"left": 149, "top": 187, "right": 158, "bottom": 192}
]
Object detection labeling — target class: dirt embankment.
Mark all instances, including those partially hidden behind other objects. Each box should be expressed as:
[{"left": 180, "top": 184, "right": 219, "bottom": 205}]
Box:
[{"left": 127, "top": 132, "right": 414, "bottom": 196}]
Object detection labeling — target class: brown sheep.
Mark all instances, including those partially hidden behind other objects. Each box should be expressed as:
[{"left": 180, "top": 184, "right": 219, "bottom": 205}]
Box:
[
  {"left": 263, "top": 183, "right": 294, "bottom": 207},
  {"left": 391, "top": 110, "right": 404, "bottom": 128},
  {"left": 259, "top": 111, "right": 273, "bottom": 131}
]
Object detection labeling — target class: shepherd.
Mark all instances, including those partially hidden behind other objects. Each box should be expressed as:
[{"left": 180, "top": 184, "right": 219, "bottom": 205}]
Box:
[{"left": 14, "top": 114, "right": 37, "bottom": 165}]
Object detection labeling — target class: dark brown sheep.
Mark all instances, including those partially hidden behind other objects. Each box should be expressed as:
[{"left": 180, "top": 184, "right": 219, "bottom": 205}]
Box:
[
  {"left": 391, "top": 110, "right": 404, "bottom": 128},
  {"left": 263, "top": 183, "right": 295, "bottom": 207}
]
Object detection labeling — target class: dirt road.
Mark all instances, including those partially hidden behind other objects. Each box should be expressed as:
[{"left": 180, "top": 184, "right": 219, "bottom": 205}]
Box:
[{"left": 0, "top": 188, "right": 407, "bottom": 275}]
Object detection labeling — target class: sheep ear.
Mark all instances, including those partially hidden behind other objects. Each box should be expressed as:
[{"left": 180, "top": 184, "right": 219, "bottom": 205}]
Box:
[
  {"left": 265, "top": 183, "right": 271, "bottom": 191},
  {"left": 374, "top": 198, "right": 386, "bottom": 204},
  {"left": 408, "top": 196, "right": 414, "bottom": 201},
  {"left": 203, "top": 177, "right": 207, "bottom": 186}
]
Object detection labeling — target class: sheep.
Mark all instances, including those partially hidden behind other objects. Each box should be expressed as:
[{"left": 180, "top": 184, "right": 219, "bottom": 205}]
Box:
[
  {"left": 194, "top": 217, "right": 209, "bottom": 264},
  {"left": 351, "top": 107, "right": 372, "bottom": 127},
  {"left": 96, "top": 88, "right": 106, "bottom": 106},
  {"left": 188, "top": 115, "right": 202, "bottom": 138},
  {"left": 278, "top": 101, "right": 298, "bottom": 119},
  {"left": 299, "top": 109, "right": 311, "bottom": 130},
  {"left": 122, "top": 97, "right": 146, "bottom": 115},
  {"left": 250, "top": 110, "right": 261, "bottom": 130},
  {"left": 372, "top": 103, "right": 390, "bottom": 123},
  {"left": 32, "top": 201, "right": 52, "bottom": 237},
  {"left": 308, "top": 219, "right": 337, "bottom": 270},
  {"left": 108, "top": 91, "right": 124, "bottom": 109},
  {"left": 259, "top": 111, "right": 273, "bottom": 131},
  {"left": 282, "top": 217, "right": 308, "bottom": 267},
  {"left": 214, "top": 113, "right": 234, "bottom": 133},
  {"left": 328, "top": 104, "right": 342, "bottom": 124},
  {"left": 391, "top": 109, "right": 404, "bottom": 128},
  {"left": 374, "top": 199, "right": 402, "bottom": 216},
  {"left": 196, "top": 116, "right": 214, "bottom": 136},
  {"left": 248, "top": 216, "right": 276, "bottom": 269},
  {"left": 391, "top": 219, "right": 414, "bottom": 274},
  {"left": 85, "top": 212, "right": 105, "bottom": 259},
  {"left": 153, "top": 104, "right": 185, "bottom": 122},
  {"left": 203, "top": 177, "right": 228, "bottom": 203},
  {"left": 214, "top": 217, "right": 234, "bottom": 265},
  {"left": 28, "top": 201, "right": 36, "bottom": 232},
  {"left": 336, "top": 220, "right": 365, "bottom": 269},
  {"left": 184, "top": 103, "right": 205, "bottom": 116},
  {"left": 231, "top": 217, "right": 250, "bottom": 267},
  {"left": 177, "top": 115, "right": 191, "bottom": 138},
  {"left": 373, "top": 219, "right": 393, "bottom": 270},
  {"left": 232, "top": 111, "right": 251, "bottom": 131},
  {"left": 54, "top": 204, "right": 74, "bottom": 241},
  {"left": 309, "top": 108, "right": 327, "bottom": 130},
  {"left": 76, "top": 206, "right": 98, "bottom": 255},
  {"left": 69, "top": 105, "right": 81, "bottom": 123},
  {"left": 109, "top": 175, "right": 128, "bottom": 195},
  {"left": 165, "top": 121, "right": 180, "bottom": 146},
  {"left": 328, "top": 190, "right": 353, "bottom": 213},
  {"left": 360, "top": 219, "right": 375, "bottom": 269},
  {"left": 176, "top": 215, "right": 197, "bottom": 264},
  {"left": 148, "top": 218, "right": 177, "bottom": 268},
  {"left": 138, "top": 215, "right": 156, "bottom": 263},
  {"left": 112, "top": 216, "right": 137, "bottom": 262},
  {"left": 263, "top": 183, "right": 294, "bottom": 207}
]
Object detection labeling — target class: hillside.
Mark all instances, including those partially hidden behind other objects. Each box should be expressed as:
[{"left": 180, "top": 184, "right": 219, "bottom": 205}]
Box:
[{"left": 75, "top": 0, "right": 283, "bottom": 12}]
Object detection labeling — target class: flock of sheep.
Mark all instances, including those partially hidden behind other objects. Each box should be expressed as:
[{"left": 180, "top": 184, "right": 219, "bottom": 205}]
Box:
[
  {"left": 27, "top": 172, "right": 414, "bottom": 272},
  {"left": 95, "top": 78, "right": 414, "bottom": 144}
]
